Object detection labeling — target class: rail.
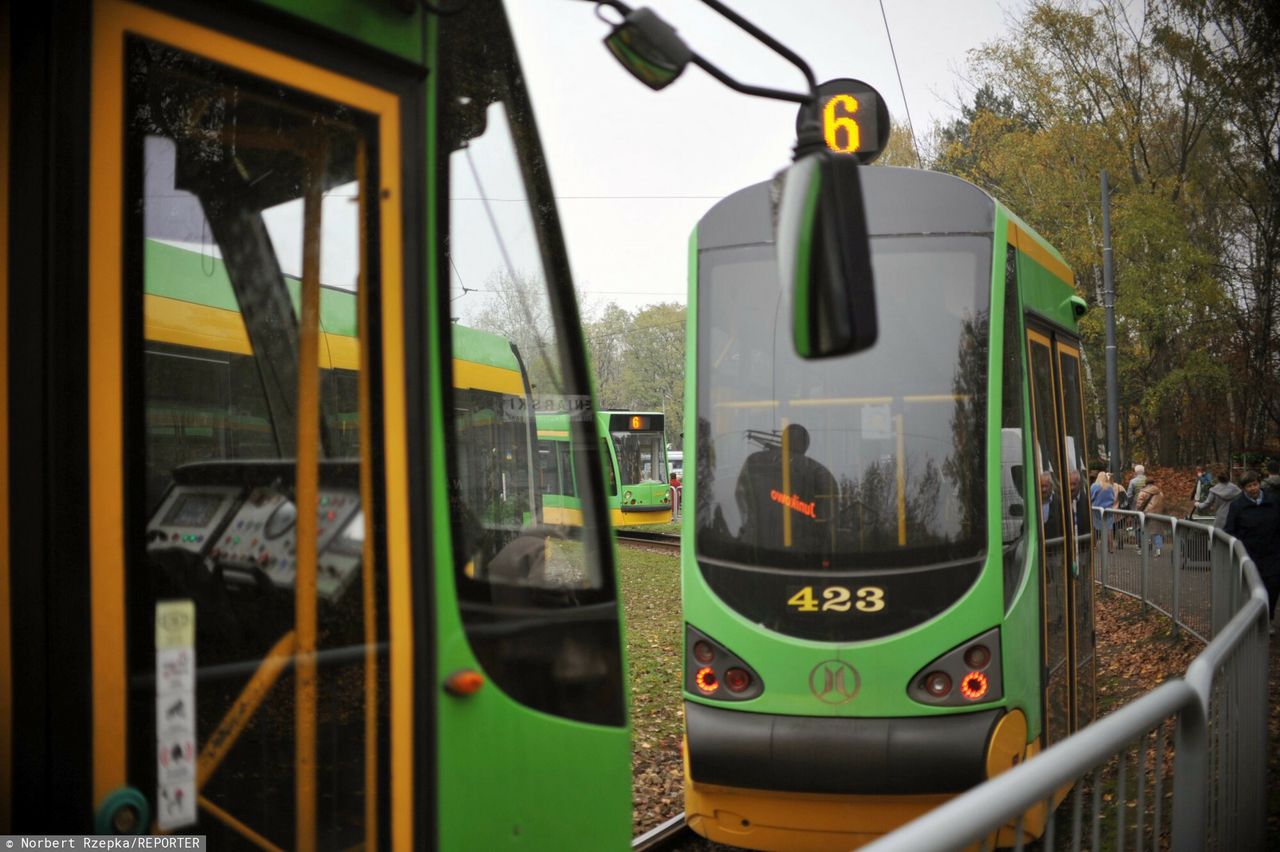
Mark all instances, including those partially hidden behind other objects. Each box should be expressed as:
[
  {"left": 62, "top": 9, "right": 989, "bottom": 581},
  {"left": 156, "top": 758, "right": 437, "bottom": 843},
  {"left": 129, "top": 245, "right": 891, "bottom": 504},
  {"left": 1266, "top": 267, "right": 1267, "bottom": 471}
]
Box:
[
  {"left": 863, "top": 511, "right": 1269, "bottom": 852},
  {"left": 631, "top": 813, "right": 694, "bottom": 851},
  {"left": 615, "top": 530, "right": 682, "bottom": 554}
]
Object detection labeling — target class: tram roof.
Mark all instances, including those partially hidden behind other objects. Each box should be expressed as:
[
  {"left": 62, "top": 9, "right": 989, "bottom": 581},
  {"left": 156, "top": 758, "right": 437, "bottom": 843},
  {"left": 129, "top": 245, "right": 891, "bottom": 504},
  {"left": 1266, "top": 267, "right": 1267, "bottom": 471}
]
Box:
[{"left": 695, "top": 166, "right": 1071, "bottom": 281}]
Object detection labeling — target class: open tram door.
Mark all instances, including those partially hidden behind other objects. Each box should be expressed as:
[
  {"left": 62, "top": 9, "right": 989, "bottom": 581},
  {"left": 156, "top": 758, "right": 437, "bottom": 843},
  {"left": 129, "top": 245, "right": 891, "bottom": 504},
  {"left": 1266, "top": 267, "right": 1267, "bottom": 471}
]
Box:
[
  {"left": 3, "top": 1, "right": 631, "bottom": 847},
  {"left": 1025, "top": 321, "right": 1098, "bottom": 754}
]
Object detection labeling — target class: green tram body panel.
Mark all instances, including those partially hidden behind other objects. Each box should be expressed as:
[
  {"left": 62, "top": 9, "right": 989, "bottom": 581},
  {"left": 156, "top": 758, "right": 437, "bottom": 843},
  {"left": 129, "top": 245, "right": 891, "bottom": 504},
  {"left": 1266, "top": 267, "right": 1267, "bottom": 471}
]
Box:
[
  {"left": 6, "top": 0, "right": 633, "bottom": 846},
  {"left": 683, "top": 166, "right": 1091, "bottom": 846}
]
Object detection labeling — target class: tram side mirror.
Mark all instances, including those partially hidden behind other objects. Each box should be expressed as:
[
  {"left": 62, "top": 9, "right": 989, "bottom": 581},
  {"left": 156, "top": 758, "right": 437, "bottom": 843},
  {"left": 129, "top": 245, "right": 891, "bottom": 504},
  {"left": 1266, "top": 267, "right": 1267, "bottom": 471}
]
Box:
[
  {"left": 777, "top": 150, "right": 877, "bottom": 358},
  {"left": 603, "top": 8, "right": 692, "bottom": 91}
]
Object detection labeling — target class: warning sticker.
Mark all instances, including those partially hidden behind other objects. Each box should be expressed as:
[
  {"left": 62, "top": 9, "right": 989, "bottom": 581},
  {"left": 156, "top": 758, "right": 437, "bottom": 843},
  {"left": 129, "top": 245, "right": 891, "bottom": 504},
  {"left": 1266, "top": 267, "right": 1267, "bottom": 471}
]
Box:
[{"left": 155, "top": 600, "right": 197, "bottom": 831}]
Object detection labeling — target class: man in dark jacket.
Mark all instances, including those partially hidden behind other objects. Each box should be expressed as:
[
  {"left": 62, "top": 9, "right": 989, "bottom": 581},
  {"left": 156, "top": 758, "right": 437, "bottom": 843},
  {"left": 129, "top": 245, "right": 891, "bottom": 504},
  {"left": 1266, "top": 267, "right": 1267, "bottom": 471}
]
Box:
[{"left": 1224, "top": 470, "right": 1280, "bottom": 634}]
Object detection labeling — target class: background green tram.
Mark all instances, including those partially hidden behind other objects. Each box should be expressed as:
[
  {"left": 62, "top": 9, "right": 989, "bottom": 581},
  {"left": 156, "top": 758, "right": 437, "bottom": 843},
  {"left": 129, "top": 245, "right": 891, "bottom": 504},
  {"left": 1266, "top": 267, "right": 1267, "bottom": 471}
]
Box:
[
  {"left": 537, "top": 411, "right": 675, "bottom": 528},
  {"left": 682, "top": 167, "right": 1097, "bottom": 850},
  {"left": 146, "top": 238, "right": 546, "bottom": 558},
  {"left": 4, "top": 0, "right": 633, "bottom": 846}
]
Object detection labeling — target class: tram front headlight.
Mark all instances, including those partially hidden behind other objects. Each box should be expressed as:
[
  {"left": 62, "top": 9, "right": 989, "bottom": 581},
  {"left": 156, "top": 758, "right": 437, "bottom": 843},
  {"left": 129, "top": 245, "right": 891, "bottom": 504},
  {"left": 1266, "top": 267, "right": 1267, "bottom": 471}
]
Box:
[
  {"left": 684, "top": 624, "right": 764, "bottom": 701},
  {"left": 908, "top": 626, "right": 1002, "bottom": 707},
  {"left": 724, "top": 667, "right": 752, "bottom": 693},
  {"left": 692, "top": 640, "right": 715, "bottom": 663},
  {"left": 964, "top": 644, "right": 991, "bottom": 669},
  {"left": 924, "top": 671, "right": 952, "bottom": 697}
]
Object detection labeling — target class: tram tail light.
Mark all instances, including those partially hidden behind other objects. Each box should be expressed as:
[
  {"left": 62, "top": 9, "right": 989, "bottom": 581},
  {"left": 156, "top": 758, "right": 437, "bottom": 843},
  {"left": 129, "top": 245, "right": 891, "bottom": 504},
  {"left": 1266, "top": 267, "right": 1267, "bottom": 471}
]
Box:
[{"left": 695, "top": 667, "right": 718, "bottom": 694}]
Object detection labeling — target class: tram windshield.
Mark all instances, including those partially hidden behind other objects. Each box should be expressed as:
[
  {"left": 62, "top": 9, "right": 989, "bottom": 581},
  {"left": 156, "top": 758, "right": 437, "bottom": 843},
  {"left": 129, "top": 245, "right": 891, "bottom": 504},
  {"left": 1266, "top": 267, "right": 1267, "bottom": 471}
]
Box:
[
  {"left": 611, "top": 429, "right": 668, "bottom": 485},
  {"left": 696, "top": 235, "right": 992, "bottom": 571}
]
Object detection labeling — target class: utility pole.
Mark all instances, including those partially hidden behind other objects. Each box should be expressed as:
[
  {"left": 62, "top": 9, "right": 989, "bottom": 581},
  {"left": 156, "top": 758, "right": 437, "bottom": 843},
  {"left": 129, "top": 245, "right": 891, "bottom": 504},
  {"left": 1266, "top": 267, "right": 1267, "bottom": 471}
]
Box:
[{"left": 1102, "top": 170, "right": 1120, "bottom": 476}]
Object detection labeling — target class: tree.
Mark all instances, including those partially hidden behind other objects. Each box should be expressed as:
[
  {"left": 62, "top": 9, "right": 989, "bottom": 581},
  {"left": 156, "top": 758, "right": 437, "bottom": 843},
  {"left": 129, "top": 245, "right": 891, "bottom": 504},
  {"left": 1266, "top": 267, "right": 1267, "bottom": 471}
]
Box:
[
  {"left": 465, "top": 268, "right": 568, "bottom": 400},
  {"left": 930, "top": 0, "right": 1276, "bottom": 464},
  {"left": 615, "top": 303, "right": 687, "bottom": 450},
  {"left": 582, "top": 302, "right": 633, "bottom": 408}
]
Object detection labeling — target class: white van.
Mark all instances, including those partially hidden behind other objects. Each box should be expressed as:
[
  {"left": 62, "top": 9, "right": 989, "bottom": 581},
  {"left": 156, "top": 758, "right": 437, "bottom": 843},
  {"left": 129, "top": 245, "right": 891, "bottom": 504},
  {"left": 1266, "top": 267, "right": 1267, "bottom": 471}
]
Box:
[{"left": 667, "top": 450, "right": 683, "bottom": 481}]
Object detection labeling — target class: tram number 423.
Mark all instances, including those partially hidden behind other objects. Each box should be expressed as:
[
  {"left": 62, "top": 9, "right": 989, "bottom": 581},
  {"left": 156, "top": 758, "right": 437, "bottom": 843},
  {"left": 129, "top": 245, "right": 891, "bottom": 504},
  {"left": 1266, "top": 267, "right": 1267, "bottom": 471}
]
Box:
[{"left": 787, "top": 585, "right": 886, "bottom": 613}]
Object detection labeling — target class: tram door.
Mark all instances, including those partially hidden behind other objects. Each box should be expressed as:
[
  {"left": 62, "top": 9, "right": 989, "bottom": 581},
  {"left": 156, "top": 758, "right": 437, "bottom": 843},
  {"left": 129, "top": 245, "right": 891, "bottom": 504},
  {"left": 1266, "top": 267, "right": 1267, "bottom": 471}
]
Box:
[
  {"left": 90, "top": 6, "right": 408, "bottom": 845},
  {"left": 1026, "top": 327, "right": 1095, "bottom": 744},
  {"left": 1056, "top": 343, "right": 1097, "bottom": 730},
  {"left": 4, "top": 0, "right": 630, "bottom": 845}
]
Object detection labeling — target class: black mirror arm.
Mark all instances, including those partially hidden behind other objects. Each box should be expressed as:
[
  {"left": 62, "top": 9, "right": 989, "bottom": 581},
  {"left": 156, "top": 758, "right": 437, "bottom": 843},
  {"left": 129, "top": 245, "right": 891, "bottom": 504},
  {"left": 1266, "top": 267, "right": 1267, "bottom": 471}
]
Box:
[
  {"left": 588, "top": 0, "right": 814, "bottom": 107},
  {"left": 698, "top": 0, "right": 816, "bottom": 94},
  {"left": 688, "top": 53, "right": 809, "bottom": 105}
]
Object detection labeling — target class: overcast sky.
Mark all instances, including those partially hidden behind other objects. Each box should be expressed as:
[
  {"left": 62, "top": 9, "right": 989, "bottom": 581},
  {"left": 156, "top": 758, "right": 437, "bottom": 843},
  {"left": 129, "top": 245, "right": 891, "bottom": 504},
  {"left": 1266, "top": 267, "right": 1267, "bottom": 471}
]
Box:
[{"left": 504, "top": 0, "right": 1025, "bottom": 315}]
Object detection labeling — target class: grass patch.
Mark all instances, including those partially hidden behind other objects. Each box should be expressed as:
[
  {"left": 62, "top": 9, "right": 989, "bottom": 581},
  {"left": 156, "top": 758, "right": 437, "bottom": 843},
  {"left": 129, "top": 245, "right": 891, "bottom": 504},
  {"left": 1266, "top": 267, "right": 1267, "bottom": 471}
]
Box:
[{"left": 618, "top": 544, "right": 684, "bottom": 747}]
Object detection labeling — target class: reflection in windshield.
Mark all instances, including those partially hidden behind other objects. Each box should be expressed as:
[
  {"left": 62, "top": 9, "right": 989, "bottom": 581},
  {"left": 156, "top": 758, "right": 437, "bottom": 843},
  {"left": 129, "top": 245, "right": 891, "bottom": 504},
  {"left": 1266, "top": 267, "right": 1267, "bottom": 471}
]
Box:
[{"left": 696, "top": 236, "right": 992, "bottom": 571}]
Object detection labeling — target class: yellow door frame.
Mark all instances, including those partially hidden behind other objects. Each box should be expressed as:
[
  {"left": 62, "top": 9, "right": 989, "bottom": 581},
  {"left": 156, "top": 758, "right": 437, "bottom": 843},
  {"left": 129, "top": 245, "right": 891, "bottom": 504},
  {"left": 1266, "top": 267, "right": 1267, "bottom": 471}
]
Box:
[
  {"left": 1025, "top": 327, "right": 1072, "bottom": 747},
  {"left": 87, "top": 1, "right": 410, "bottom": 843}
]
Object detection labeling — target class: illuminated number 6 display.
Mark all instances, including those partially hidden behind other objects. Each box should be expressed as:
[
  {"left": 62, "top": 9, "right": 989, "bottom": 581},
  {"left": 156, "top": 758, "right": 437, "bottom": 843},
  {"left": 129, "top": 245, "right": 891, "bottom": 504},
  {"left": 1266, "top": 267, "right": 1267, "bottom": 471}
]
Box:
[
  {"left": 823, "top": 94, "right": 861, "bottom": 154},
  {"left": 796, "top": 77, "right": 891, "bottom": 165}
]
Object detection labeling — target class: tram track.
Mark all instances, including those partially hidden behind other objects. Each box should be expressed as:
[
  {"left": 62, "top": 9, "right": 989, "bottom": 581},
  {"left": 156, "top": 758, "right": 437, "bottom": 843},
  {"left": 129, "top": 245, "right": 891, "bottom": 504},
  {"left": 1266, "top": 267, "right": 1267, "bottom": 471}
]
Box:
[
  {"left": 632, "top": 813, "right": 696, "bottom": 850},
  {"left": 615, "top": 530, "right": 682, "bottom": 554}
]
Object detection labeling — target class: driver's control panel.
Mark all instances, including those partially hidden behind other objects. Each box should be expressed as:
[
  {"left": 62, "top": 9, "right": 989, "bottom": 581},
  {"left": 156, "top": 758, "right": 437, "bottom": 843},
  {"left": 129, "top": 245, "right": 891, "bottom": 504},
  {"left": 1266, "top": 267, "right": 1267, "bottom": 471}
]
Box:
[
  {"left": 148, "top": 478, "right": 364, "bottom": 603},
  {"left": 209, "top": 486, "right": 361, "bottom": 601},
  {"left": 147, "top": 486, "right": 243, "bottom": 554}
]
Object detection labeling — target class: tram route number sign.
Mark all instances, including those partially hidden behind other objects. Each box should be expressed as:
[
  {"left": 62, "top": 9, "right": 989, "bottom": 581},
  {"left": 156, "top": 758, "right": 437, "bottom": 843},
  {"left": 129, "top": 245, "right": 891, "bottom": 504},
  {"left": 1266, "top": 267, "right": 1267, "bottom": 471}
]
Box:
[{"left": 795, "top": 78, "right": 891, "bottom": 165}]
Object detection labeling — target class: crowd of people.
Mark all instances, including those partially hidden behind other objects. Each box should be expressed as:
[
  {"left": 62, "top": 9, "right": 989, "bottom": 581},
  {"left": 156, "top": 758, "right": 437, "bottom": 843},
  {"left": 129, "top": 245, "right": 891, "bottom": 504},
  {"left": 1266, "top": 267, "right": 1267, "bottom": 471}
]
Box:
[{"left": 1089, "top": 460, "right": 1280, "bottom": 636}]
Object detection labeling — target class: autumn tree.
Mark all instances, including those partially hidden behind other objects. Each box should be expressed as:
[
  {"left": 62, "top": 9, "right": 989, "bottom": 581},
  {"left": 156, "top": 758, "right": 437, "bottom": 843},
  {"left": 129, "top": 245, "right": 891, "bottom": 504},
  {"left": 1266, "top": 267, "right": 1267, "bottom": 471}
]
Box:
[
  {"left": 931, "top": 0, "right": 1275, "bottom": 465},
  {"left": 613, "top": 303, "right": 688, "bottom": 450}
]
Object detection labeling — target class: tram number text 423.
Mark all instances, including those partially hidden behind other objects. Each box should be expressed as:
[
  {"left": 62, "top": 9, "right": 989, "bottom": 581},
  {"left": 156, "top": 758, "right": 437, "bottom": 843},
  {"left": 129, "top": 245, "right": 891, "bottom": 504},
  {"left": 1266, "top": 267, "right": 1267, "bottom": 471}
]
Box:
[{"left": 787, "top": 585, "right": 886, "bottom": 613}]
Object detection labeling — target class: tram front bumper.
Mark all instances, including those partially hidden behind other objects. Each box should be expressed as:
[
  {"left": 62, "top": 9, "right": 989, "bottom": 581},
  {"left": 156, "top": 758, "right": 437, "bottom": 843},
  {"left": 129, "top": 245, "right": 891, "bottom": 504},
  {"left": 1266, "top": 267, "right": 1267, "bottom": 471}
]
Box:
[{"left": 685, "top": 699, "right": 1003, "bottom": 794}]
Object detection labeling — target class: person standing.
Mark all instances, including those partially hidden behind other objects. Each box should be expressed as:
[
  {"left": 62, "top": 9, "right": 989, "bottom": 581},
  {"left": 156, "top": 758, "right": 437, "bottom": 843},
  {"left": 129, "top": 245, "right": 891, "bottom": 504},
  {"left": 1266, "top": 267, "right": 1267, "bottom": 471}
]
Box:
[
  {"left": 1135, "top": 476, "right": 1165, "bottom": 556},
  {"left": 1224, "top": 471, "right": 1280, "bottom": 635},
  {"left": 1191, "top": 462, "right": 1214, "bottom": 506},
  {"left": 1125, "top": 464, "right": 1148, "bottom": 504},
  {"left": 1195, "top": 471, "right": 1241, "bottom": 529},
  {"left": 1090, "top": 471, "right": 1117, "bottom": 551},
  {"left": 1263, "top": 461, "right": 1280, "bottom": 497}
]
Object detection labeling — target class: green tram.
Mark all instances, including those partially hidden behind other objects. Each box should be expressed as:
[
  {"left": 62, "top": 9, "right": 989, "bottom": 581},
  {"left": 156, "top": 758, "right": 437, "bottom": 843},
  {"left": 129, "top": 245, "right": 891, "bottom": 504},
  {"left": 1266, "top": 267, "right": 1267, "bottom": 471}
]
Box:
[
  {"left": 682, "top": 167, "right": 1097, "bottom": 850},
  {"left": 4, "top": 0, "right": 635, "bottom": 846},
  {"left": 537, "top": 411, "right": 675, "bottom": 528}
]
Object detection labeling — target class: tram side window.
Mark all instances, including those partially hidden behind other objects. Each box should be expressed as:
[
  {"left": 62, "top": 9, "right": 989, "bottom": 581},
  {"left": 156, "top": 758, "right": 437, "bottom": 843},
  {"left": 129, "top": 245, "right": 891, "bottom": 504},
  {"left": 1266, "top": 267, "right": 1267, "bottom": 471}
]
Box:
[
  {"left": 1001, "top": 247, "right": 1030, "bottom": 609},
  {"left": 537, "top": 440, "right": 558, "bottom": 494},
  {"left": 440, "top": 0, "right": 622, "bottom": 727},
  {"left": 322, "top": 369, "right": 361, "bottom": 457},
  {"left": 557, "top": 441, "right": 576, "bottom": 496}
]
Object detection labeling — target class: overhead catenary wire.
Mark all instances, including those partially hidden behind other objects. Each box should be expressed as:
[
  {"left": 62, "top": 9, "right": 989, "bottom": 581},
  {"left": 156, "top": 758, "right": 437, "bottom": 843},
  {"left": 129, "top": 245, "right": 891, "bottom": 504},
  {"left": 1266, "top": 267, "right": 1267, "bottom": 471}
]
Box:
[{"left": 878, "top": 0, "right": 923, "bottom": 167}]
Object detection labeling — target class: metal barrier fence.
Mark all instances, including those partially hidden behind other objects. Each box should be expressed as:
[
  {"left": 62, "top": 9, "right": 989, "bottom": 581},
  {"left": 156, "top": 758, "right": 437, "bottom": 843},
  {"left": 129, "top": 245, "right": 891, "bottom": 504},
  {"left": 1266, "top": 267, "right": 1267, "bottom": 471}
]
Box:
[{"left": 863, "top": 512, "right": 1270, "bottom": 852}]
